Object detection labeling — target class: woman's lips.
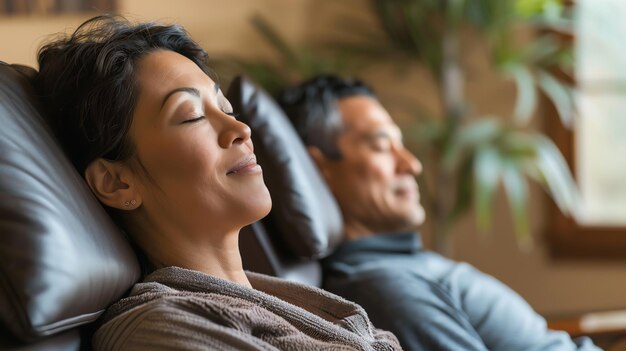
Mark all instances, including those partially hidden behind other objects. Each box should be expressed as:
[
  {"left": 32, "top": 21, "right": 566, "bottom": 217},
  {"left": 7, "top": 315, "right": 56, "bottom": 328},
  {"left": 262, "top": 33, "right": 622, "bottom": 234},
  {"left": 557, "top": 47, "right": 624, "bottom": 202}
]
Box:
[{"left": 227, "top": 154, "right": 262, "bottom": 175}]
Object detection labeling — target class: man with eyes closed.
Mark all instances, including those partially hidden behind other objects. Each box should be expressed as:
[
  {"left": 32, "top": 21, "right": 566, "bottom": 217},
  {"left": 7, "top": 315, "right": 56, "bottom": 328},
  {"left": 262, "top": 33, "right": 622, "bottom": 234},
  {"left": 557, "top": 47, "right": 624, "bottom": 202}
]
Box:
[{"left": 277, "top": 75, "right": 600, "bottom": 351}]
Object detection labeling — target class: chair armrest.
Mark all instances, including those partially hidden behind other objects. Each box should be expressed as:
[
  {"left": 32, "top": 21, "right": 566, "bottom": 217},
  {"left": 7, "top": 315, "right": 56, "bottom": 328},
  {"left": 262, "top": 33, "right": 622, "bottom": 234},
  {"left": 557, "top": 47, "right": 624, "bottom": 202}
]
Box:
[{"left": 549, "top": 309, "right": 626, "bottom": 337}]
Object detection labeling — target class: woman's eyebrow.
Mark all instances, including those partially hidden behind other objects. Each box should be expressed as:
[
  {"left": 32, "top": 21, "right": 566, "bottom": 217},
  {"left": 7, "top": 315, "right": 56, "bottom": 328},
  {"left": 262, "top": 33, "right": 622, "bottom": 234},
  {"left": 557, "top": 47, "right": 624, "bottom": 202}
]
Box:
[{"left": 161, "top": 87, "right": 200, "bottom": 108}]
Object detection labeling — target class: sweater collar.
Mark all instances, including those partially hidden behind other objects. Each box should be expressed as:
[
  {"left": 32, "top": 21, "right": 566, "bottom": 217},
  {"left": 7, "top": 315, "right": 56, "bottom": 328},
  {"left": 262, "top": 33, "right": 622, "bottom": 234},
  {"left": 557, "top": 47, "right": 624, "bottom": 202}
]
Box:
[
  {"left": 138, "top": 266, "right": 364, "bottom": 322},
  {"left": 112, "top": 266, "right": 372, "bottom": 330}
]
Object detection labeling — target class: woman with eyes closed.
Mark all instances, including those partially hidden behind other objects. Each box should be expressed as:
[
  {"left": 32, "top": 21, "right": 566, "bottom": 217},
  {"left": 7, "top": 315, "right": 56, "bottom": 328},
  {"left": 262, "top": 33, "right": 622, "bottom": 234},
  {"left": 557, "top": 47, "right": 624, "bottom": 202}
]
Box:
[{"left": 35, "top": 16, "right": 402, "bottom": 351}]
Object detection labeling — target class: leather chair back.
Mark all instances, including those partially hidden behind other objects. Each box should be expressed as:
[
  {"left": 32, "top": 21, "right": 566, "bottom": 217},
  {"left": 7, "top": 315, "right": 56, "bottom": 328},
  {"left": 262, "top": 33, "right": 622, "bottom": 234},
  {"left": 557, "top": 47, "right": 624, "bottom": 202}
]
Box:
[
  {"left": 0, "top": 62, "right": 140, "bottom": 350},
  {"left": 226, "top": 76, "right": 343, "bottom": 287}
]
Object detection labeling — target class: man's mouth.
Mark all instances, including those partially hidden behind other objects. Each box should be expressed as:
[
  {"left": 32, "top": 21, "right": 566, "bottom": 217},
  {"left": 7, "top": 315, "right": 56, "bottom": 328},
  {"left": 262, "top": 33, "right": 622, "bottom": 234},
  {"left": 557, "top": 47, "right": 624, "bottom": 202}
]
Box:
[{"left": 393, "top": 181, "right": 419, "bottom": 199}]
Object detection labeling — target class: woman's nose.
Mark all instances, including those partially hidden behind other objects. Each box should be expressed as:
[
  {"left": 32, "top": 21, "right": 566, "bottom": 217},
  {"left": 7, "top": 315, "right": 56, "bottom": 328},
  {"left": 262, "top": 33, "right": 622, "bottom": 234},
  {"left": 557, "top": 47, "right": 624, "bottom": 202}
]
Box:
[{"left": 218, "top": 113, "right": 251, "bottom": 148}]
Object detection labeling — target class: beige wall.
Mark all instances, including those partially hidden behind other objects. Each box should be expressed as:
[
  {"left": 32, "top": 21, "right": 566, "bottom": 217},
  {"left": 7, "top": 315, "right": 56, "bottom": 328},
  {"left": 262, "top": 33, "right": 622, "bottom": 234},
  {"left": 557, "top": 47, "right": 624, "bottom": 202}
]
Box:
[
  {"left": 0, "top": 14, "right": 92, "bottom": 66},
  {"left": 118, "top": 0, "right": 312, "bottom": 59},
  {"left": 2, "top": 0, "right": 626, "bottom": 317}
]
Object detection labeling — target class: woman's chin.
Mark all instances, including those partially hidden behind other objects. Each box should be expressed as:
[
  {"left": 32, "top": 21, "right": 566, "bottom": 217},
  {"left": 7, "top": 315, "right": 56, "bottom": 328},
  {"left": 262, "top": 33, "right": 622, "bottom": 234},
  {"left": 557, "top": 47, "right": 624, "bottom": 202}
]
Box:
[
  {"left": 258, "top": 188, "right": 273, "bottom": 219},
  {"left": 215, "top": 182, "right": 272, "bottom": 230},
  {"left": 245, "top": 186, "right": 273, "bottom": 223}
]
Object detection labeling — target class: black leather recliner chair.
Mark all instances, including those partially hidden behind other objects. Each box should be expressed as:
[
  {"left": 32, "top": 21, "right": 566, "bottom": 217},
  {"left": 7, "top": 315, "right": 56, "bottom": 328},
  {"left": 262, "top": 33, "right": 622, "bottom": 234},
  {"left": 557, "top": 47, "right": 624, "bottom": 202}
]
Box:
[
  {"left": 226, "top": 76, "right": 345, "bottom": 287},
  {"left": 0, "top": 62, "right": 140, "bottom": 350},
  {"left": 0, "top": 65, "right": 343, "bottom": 349}
]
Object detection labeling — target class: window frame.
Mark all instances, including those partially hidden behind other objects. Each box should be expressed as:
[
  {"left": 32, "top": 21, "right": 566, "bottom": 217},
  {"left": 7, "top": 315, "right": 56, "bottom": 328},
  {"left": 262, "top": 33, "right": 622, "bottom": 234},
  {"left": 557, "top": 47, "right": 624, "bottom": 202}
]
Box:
[
  {"left": 545, "top": 22, "right": 626, "bottom": 259},
  {"left": 546, "top": 102, "right": 626, "bottom": 259}
]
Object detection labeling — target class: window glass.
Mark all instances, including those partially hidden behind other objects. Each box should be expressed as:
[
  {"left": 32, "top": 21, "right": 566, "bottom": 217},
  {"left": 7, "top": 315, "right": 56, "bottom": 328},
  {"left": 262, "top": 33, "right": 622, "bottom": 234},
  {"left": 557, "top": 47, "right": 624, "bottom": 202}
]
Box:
[{"left": 575, "top": 0, "right": 626, "bottom": 225}]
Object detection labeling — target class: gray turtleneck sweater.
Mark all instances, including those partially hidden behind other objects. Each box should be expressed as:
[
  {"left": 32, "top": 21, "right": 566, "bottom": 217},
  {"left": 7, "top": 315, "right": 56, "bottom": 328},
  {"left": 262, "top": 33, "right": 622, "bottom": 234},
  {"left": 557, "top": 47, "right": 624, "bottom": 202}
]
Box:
[{"left": 93, "top": 266, "right": 402, "bottom": 350}]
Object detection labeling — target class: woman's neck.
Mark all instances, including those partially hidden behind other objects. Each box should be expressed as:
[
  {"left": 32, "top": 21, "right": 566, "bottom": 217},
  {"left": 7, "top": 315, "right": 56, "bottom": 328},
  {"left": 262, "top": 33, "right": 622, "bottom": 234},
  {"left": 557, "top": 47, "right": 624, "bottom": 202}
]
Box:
[
  {"left": 129, "top": 218, "right": 252, "bottom": 288},
  {"left": 178, "top": 238, "right": 251, "bottom": 288}
]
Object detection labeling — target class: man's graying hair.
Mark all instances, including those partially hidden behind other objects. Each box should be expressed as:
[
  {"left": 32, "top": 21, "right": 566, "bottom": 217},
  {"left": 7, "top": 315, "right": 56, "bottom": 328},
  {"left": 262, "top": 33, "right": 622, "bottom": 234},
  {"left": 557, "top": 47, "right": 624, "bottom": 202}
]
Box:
[{"left": 277, "top": 75, "right": 375, "bottom": 159}]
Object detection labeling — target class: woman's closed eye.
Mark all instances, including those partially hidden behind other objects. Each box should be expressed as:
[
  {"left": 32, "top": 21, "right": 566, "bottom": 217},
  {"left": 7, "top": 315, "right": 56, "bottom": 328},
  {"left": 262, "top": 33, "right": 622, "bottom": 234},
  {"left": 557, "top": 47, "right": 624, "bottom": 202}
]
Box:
[
  {"left": 182, "top": 115, "right": 205, "bottom": 124},
  {"left": 181, "top": 111, "right": 239, "bottom": 124}
]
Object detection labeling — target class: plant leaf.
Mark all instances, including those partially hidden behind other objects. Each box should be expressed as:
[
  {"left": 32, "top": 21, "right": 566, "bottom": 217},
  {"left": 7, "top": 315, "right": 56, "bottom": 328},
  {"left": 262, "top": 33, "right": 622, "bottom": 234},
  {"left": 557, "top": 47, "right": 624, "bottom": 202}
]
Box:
[
  {"left": 522, "top": 34, "right": 561, "bottom": 64},
  {"left": 501, "top": 161, "right": 531, "bottom": 247},
  {"left": 474, "top": 146, "right": 501, "bottom": 231},
  {"left": 504, "top": 63, "right": 538, "bottom": 125},
  {"left": 448, "top": 154, "right": 475, "bottom": 225},
  {"left": 533, "top": 135, "right": 580, "bottom": 216},
  {"left": 250, "top": 15, "right": 299, "bottom": 67},
  {"left": 537, "top": 70, "right": 574, "bottom": 128},
  {"left": 443, "top": 118, "right": 502, "bottom": 170}
]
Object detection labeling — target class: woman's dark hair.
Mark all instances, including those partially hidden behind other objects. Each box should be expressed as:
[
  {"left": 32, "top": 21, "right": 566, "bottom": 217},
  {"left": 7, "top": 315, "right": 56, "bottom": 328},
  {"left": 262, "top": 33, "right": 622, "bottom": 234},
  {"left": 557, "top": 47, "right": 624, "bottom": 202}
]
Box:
[
  {"left": 35, "top": 16, "right": 212, "bottom": 274},
  {"left": 276, "top": 74, "right": 375, "bottom": 159},
  {"left": 36, "top": 15, "right": 212, "bottom": 175}
]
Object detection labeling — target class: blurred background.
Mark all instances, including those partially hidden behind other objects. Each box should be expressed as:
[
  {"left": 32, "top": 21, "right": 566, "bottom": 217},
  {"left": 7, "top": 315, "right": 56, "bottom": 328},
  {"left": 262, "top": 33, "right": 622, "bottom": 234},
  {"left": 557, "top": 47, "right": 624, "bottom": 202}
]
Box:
[{"left": 2, "top": 0, "right": 626, "bottom": 324}]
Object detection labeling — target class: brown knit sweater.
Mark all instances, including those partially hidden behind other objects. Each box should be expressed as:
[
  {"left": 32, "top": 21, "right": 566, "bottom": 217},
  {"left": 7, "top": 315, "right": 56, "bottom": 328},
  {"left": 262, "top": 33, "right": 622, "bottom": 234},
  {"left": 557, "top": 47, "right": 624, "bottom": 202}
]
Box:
[{"left": 93, "top": 266, "right": 402, "bottom": 350}]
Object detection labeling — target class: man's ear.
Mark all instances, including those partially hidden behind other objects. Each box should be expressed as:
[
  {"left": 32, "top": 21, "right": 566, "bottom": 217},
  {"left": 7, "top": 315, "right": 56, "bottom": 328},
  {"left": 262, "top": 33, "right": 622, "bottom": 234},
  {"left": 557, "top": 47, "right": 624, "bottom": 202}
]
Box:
[
  {"left": 307, "top": 146, "right": 333, "bottom": 181},
  {"left": 84, "top": 158, "right": 142, "bottom": 210}
]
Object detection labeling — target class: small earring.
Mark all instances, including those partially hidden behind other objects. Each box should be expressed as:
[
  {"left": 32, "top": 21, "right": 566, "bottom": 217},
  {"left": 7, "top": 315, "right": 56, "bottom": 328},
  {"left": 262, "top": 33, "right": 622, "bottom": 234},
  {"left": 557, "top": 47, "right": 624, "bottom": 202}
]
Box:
[
  {"left": 130, "top": 199, "right": 137, "bottom": 206},
  {"left": 124, "top": 201, "right": 130, "bottom": 207}
]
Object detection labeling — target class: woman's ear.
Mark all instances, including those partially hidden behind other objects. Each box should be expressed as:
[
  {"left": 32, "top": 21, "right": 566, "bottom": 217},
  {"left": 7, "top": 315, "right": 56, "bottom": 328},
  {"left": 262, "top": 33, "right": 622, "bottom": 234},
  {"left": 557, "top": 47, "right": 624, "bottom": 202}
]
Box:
[{"left": 84, "top": 159, "right": 142, "bottom": 210}]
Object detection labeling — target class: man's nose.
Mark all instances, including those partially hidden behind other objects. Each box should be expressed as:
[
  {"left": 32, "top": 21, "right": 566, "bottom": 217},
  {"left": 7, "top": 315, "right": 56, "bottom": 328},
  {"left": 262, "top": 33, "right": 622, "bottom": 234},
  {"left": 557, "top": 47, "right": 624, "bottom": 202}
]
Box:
[{"left": 396, "top": 147, "right": 422, "bottom": 176}]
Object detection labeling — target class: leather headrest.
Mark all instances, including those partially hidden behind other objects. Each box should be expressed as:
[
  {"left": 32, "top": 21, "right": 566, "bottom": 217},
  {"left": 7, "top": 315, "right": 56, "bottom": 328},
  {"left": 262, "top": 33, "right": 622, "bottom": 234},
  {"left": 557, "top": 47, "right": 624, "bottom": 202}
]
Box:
[
  {"left": 226, "top": 76, "right": 343, "bottom": 259},
  {"left": 0, "top": 62, "right": 140, "bottom": 342}
]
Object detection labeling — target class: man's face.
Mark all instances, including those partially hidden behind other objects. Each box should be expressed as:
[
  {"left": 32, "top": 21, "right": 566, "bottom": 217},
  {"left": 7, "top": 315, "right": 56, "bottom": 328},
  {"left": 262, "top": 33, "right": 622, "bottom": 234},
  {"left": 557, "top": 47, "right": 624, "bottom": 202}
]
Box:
[{"left": 317, "top": 95, "right": 425, "bottom": 238}]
